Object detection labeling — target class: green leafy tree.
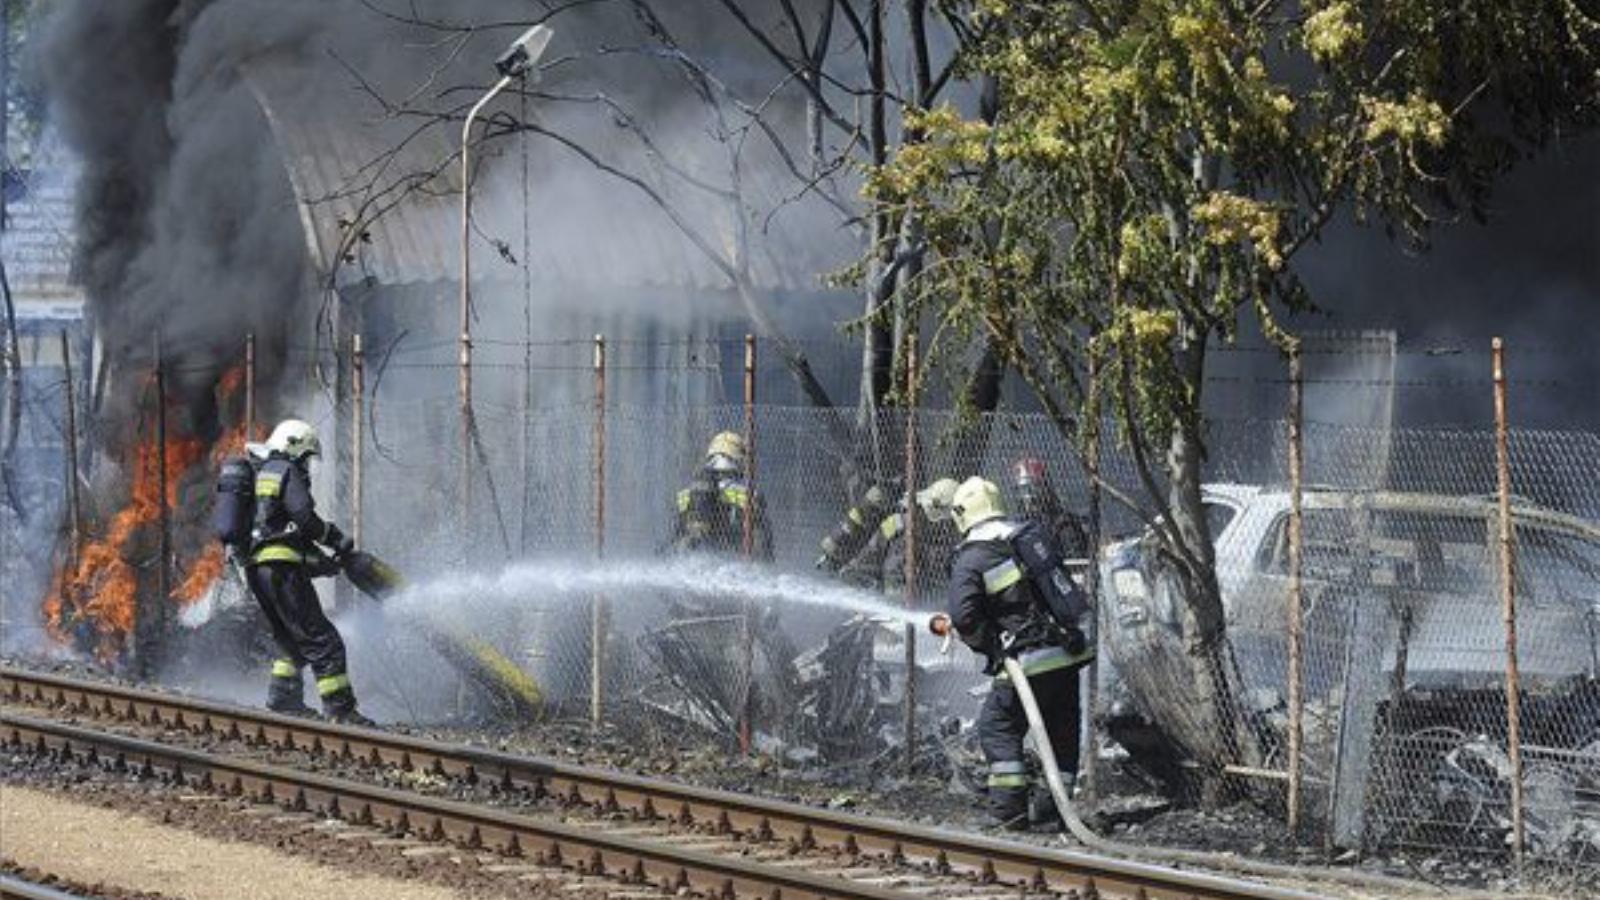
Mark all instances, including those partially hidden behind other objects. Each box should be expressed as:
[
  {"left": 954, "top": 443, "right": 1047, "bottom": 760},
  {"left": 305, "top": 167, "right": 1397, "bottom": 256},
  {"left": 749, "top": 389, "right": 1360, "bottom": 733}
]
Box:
[{"left": 876, "top": 0, "right": 1599, "bottom": 776}]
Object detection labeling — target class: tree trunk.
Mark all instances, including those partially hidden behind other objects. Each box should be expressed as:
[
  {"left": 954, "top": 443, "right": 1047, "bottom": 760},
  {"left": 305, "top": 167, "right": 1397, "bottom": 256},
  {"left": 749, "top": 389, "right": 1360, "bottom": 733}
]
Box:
[
  {"left": 1164, "top": 322, "right": 1254, "bottom": 797},
  {"left": 858, "top": 0, "right": 892, "bottom": 424},
  {"left": 0, "top": 0, "right": 19, "bottom": 472}
]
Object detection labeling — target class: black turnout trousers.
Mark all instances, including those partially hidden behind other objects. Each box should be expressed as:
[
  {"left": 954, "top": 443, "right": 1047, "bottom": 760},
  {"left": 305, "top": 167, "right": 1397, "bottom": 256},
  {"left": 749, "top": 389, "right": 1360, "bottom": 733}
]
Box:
[
  {"left": 245, "top": 561, "right": 353, "bottom": 712},
  {"left": 977, "top": 665, "right": 1080, "bottom": 819}
]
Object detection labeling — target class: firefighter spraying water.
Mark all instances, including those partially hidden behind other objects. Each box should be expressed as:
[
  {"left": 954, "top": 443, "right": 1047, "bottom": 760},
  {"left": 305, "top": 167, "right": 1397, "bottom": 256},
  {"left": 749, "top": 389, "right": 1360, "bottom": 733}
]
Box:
[
  {"left": 212, "top": 419, "right": 372, "bottom": 723},
  {"left": 929, "top": 476, "right": 1095, "bottom": 831},
  {"left": 212, "top": 421, "right": 541, "bottom": 723}
]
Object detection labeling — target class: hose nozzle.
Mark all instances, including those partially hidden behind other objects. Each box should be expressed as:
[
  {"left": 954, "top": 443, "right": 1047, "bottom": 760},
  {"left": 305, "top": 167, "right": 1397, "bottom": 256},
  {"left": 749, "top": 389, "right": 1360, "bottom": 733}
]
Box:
[{"left": 928, "top": 613, "right": 955, "bottom": 654}]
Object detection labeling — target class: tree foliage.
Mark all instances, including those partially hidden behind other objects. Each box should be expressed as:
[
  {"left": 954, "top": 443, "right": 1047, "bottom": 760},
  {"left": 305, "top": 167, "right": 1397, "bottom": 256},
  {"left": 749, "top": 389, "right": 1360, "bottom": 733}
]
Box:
[{"left": 875, "top": 0, "right": 1599, "bottom": 769}]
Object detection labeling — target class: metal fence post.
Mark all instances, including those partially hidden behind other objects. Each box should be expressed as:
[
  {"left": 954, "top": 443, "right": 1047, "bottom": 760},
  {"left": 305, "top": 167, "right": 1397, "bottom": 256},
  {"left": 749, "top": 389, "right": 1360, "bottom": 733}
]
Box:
[
  {"left": 1286, "top": 342, "right": 1306, "bottom": 834},
  {"left": 244, "top": 332, "right": 256, "bottom": 440},
  {"left": 351, "top": 334, "right": 365, "bottom": 550},
  {"left": 1082, "top": 351, "right": 1103, "bottom": 800},
  {"left": 739, "top": 334, "right": 756, "bottom": 754},
  {"left": 592, "top": 334, "right": 607, "bottom": 728},
  {"left": 150, "top": 336, "right": 170, "bottom": 679},
  {"left": 902, "top": 337, "right": 919, "bottom": 774},
  {"left": 60, "top": 331, "right": 81, "bottom": 567},
  {"left": 1492, "top": 336, "right": 1526, "bottom": 868}
]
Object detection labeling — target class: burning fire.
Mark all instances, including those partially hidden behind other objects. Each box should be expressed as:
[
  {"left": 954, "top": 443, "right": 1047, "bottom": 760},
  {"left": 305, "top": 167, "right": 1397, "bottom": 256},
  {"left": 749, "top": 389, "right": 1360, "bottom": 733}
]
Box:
[
  {"left": 44, "top": 365, "right": 248, "bottom": 664},
  {"left": 45, "top": 430, "right": 205, "bottom": 660},
  {"left": 173, "top": 422, "right": 248, "bottom": 605}
]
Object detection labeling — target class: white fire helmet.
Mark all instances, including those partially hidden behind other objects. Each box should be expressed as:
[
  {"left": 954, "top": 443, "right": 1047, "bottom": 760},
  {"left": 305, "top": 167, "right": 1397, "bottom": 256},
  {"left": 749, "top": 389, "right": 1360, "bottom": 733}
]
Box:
[
  {"left": 950, "top": 476, "right": 1005, "bottom": 534},
  {"left": 265, "top": 419, "right": 321, "bottom": 461},
  {"left": 915, "top": 478, "right": 961, "bottom": 522}
]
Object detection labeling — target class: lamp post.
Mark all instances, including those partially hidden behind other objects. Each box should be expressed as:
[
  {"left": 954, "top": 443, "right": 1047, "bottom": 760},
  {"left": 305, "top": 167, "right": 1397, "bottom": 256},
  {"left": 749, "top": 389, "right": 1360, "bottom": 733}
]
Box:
[{"left": 459, "top": 24, "right": 552, "bottom": 528}]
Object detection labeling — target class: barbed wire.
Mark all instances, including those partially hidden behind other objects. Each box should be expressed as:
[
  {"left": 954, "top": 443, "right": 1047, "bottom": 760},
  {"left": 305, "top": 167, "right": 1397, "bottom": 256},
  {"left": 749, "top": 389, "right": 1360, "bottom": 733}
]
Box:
[{"left": 1202, "top": 375, "right": 1573, "bottom": 389}]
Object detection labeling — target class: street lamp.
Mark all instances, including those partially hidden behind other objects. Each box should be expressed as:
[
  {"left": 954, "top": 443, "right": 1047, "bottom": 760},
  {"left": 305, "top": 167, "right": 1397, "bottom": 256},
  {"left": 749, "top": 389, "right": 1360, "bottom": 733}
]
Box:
[{"left": 459, "top": 24, "right": 552, "bottom": 521}]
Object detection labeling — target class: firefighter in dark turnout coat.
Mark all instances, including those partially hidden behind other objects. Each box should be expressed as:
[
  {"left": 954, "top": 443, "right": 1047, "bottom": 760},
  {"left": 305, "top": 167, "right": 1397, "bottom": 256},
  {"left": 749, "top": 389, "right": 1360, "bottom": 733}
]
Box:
[
  {"left": 1011, "top": 456, "right": 1089, "bottom": 561},
  {"left": 860, "top": 479, "right": 964, "bottom": 594},
  {"left": 669, "top": 431, "right": 773, "bottom": 560},
  {"left": 937, "top": 477, "right": 1090, "bottom": 829},
  {"left": 246, "top": 419, "right": 369, "bottom": 724}
]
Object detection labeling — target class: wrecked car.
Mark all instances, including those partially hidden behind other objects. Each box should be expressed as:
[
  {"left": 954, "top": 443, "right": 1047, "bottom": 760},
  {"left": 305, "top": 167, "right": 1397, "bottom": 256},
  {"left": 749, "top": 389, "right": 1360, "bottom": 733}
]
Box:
[{"left": 1101, "top": 483, "right": 1600, "bottom": 852}]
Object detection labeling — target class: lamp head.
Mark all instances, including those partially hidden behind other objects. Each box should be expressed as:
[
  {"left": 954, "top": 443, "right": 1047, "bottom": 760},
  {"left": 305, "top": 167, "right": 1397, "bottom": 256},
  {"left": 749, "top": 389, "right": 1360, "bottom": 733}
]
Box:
[{"left": 495, "top": 24, "right": 553, "bottom": 78}]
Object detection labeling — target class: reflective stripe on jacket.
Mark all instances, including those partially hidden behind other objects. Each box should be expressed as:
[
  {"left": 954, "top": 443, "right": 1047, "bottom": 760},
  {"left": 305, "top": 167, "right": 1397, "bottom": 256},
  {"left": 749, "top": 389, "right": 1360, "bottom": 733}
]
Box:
[
  {"left": 946, "top": 518, "right": 1056, "bottom": 663},
  {"left": 251, "top": 456, "right": 329, "bottom": 565}
]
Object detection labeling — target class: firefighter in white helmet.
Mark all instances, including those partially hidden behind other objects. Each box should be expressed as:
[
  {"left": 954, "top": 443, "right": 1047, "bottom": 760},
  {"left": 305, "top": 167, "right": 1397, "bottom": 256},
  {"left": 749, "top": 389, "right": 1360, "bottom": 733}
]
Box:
[
  {"left": 246, "top": 419, "right": 371, "bottom": 725},
  {"left": 821, "top": 477, "right": 964, "bottom": 594},
  {"left": 931, "top": 476, "right": 1093, "bottom": 830}
]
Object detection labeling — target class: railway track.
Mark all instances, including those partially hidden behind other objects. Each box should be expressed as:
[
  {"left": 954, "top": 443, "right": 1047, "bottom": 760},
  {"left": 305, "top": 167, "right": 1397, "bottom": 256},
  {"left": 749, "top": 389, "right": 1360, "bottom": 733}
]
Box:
[
  {"left": 0, "top": 874, "right": 85, "bottom": 900},
  {"left": 1, "top": 667, "right": 1319, "bottom": 900}
]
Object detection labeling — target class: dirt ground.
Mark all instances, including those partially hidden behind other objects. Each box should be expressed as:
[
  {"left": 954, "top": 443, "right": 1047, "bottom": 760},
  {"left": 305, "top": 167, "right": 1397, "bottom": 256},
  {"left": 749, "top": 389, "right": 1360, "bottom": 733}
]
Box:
[
  {"left": 0, "top": 758, "right": 641, "bottom": 900},
  {"left": 1, "top": 784, "right": 470, "bottom": 900}
]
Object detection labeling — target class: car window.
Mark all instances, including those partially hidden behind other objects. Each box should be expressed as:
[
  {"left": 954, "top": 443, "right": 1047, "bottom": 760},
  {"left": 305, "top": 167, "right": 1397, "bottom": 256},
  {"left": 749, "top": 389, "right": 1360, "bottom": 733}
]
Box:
[
  {"left": 1256, "top": 508, "right": 1363, "bottom": 579},
  {"left": 1254, "top": 506, "right": 1493, "bottom": 595},
  {"left": 1516, "top": 526, "right": 1600, "bottom": 604},
  {"left": 1205, "top": 501, "right": 1238, "bottom": 541},
  {"left": 1372, "top": 511, "right": 1491, "bottom": 595}
]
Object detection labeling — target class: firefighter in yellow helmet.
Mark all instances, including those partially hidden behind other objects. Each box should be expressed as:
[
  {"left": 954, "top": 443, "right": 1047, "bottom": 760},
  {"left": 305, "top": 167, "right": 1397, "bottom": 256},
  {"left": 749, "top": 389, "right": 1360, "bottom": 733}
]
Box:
[
  {"left": 657, "top": 431, "right": 788, "bottom": 741},
  {"left": 932, "top": 476, "right": 1093, "bottom": 830},
  {"left": 668, "top": 431, "right": 772, "bottom": 559},
  {"left": 245, "top": 419, "right": 371, "bottom": 725}
]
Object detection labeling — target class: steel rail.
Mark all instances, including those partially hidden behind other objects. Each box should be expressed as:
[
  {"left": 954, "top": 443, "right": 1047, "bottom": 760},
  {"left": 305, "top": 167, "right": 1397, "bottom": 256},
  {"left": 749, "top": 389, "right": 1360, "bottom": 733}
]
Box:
[
  {"left": 1, "top": 712, "right": 906, "bottom": 900},
  {"left": 0, "top": 875, "right": 86, "bottom": 900},
  {"left": 1, "top": 667, "right": 1317, "bottom": 900}
]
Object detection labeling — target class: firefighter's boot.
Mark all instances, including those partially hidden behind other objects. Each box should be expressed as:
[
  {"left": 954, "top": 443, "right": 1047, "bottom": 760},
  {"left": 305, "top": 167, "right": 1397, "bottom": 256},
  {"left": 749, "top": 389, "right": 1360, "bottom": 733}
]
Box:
[
  {"left": 318, "top": 676, "right": 373, "bottom": 727},
  {"left": 984, "top": 787, "right": 1029, "bottom": 831},
  {"left": 266, "top": 661, "right": 316, "bottom": 717},
  {"left": 1028, "top": 783, "right": 1064, "bottom": 832}
]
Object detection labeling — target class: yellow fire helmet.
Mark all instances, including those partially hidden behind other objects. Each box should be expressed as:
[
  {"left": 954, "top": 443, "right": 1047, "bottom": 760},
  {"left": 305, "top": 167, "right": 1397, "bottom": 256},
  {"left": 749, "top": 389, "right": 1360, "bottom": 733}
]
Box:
[
  {"left": 950, "top": 476, "right": 1006, "bottom": 534},
  {"left": 705, "top": 430, "right": 746, "bottom": 471}
]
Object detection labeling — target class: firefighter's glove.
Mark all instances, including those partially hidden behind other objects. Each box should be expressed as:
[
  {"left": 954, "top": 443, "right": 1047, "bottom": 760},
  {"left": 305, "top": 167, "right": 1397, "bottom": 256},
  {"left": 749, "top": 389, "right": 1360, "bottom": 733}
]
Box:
[
  {"left": 323, "top": 524, "right": 355, "bottom": 560},
  {"left": 305, "top": 552, "right": 342, "bottom": 579}
]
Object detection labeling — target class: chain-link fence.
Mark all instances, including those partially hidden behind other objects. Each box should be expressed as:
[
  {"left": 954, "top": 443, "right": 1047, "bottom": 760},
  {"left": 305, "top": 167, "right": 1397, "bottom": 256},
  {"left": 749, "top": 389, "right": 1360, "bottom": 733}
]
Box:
[
  {"left": 334, "top": 335, "right": 1600, "bottom": 874},
  {"left": 14, "top": 330, "right": 1598, "bottom": 880}
]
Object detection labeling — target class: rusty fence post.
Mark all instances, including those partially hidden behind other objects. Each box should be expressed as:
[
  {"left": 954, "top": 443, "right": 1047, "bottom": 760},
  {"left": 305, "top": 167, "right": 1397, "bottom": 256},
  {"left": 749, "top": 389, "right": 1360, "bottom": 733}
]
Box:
[
  {"left": 60, "top": 331, "right": 81, "bottom": 565},
  {"left": 1286, "top": 342, "right": 1306, "bottom": 835},
  {"left": 1492, "top": 336, "right": 1526, "bottom": 868},
  {"left": 151, "top": 335, "right": 170, "bottom": 679},
  {"left": 244, "top": 332, "right": 256, "bottom": 440},
  {"left": 739, "top": 334, "right": 757, "bottom": 754},
  {"left": 902, "top": 337, "right": 919, "bottom": 774},
  {"left": 351, "top": 334, "right": 365, "bottom": 550},
  {"left": 1082, "top": 351, "right": 1103, "bottom": 800},
  {"left": 591, "top": 334, "right": 607, "bottom": 728}
]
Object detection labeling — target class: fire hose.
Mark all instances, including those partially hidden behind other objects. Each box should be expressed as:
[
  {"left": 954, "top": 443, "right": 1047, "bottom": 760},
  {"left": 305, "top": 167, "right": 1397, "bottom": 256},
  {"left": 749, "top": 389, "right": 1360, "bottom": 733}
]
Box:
[{"left": 930, "top": 614, "right": 1479, "bottom": 895}]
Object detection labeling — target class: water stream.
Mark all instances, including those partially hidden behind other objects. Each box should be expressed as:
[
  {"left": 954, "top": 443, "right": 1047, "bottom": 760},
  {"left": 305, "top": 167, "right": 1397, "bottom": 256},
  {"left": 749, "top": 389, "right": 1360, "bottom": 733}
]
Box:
[{"left": 383, "top": 556, "right": 928, "bottom": 627}]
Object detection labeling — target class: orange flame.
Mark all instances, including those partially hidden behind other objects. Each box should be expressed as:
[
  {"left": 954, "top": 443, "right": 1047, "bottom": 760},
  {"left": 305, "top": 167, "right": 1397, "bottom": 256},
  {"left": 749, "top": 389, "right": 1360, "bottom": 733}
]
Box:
[
  {"left": 45, "top": 430, "right": 204, "bottom": 660},
  {"left": 44, "top": 364, "right": 250, "bottom": 662},
  {"left": 172, "top": 420, "right": 248, "bottom": 606}
]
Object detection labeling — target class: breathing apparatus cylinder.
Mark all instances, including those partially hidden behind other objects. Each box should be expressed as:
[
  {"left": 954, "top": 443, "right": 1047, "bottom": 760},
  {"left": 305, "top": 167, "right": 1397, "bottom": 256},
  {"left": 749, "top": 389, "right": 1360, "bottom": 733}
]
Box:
[{"left": 212, "top": 456, "right": 257, "bottom": 549}]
